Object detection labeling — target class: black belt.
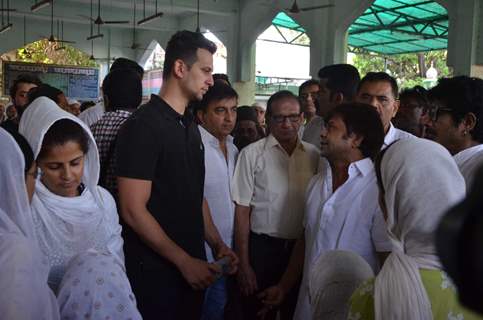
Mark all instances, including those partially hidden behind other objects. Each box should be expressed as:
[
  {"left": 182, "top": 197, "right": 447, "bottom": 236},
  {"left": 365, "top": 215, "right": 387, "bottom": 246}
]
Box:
[{"left": 250, "top": 231, "right": 297, "bottom": 249}]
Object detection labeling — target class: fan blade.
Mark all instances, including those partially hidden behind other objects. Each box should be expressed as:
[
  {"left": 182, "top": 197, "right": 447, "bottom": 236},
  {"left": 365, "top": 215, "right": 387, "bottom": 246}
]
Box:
[
  {"left": 299, "top": 4, "right": 334, "bottom": 12},
  {"left": 78, "top": 14, "right": 96, "bottom": 22},
  {"left": 58, "top": 39, "right": 76, "bottom": 44},
  {"left": 104, "top": 20, "right": 130, "bottom": 24},
  {"left": 87, "top": 33, "right": 104, "bottom": 40}
]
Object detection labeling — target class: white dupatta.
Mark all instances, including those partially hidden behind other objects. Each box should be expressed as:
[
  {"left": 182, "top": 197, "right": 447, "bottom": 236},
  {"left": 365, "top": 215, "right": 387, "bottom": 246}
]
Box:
[
  {"left": 0, "top": 128, "right": 60, "bottom": 320},
  {"left": 18, "top": 97, "right": 123, "bottom": 291},
  {"left": 374, "top": 138, "right": 465, "bottom": 320}
]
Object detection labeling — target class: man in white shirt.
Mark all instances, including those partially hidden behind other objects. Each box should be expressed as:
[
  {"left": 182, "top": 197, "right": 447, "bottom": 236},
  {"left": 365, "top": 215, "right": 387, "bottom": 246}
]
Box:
[
  {"left": 302, "top": 64, "right": 361, "bottom": 149},
  {"left": 257, "top": 103, "right": 392, "bottom": 319},
  {"left": 298, "top": 79, "right": 319, "bottom": 138},
  {"left": 356, "top": 72, "right": 414, "bottom": 148},
  {"left": 426, "top": 76, "right": 483, "bottom": 189},
  {"left": 232, "top": 90, "right": 319, "bottom": 320},
  {"left": 195, "top": 81, "right": 240, "bottom": 320}
]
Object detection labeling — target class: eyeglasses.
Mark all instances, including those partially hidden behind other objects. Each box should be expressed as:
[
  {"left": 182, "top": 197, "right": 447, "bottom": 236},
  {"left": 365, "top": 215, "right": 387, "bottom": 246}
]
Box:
[
  {"left": 271, "top": 113, "right": 301, "bottom": 124},
  {"left": 429, "top": 107, "right": 454, "bottom": 122}
]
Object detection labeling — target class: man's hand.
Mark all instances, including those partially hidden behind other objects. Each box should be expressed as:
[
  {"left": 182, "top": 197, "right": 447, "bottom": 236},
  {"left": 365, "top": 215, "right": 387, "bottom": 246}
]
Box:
[
  {"left": 214, "top": 243, "right": 239, "bottom": 274},
  {"left": 256, "top": 284, "right": 286, "bottom": 318},
  {"left": 177, "top": 256, "right": 221, "bottom": 290},
  {"left": 237, "top": 261, "right": 258, "bottom": 296}
]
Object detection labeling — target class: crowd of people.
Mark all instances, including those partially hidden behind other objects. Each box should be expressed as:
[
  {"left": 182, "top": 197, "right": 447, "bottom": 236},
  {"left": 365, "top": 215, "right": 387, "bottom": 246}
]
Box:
[{"left": 1, "top": 29, "right": 483, "bottom": 320}]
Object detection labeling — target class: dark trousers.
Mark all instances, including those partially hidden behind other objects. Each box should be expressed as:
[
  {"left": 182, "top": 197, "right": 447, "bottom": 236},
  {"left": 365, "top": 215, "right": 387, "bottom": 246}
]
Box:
[
  {"left": 237, "top": 232, "right": 300, "bottom": 320},
  {"left": 126, "top": 259, "right": 205, "bottom": 320}
]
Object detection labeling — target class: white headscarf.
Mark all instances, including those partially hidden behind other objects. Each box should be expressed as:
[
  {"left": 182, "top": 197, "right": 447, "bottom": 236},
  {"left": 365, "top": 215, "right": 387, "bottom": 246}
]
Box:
[
  {"left": 0, "top": 128, "right": 60, "bottom": 320},
  {"left": 374, "top": 138, "right": 466, "bottom": 320},
  {"left": 0, "top": 128, "right": 35, "bottom": 239},
  {"left": 18, "top": 97, "right": 123, "bottom": 291},
  {"left": 309, "top": 250, "right": 374, "bottom": 320},
  {"left": 19, "top": 96, "right": 103, "bottom": 206},
  {"left": 58, "top": 249, "right": 141, "bottom": 320}
]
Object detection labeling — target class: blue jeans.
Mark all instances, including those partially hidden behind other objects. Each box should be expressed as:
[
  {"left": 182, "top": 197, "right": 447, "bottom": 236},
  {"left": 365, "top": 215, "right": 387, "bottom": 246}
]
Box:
[{"left": 201, "top": 276, "right": 227, "bottom": 320}]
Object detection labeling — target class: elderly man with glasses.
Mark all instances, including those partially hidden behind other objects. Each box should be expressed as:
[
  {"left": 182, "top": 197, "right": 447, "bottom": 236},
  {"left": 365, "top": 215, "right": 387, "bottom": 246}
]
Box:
[{"left": 231, "top": 90, "right": 320, "bottom": 320}]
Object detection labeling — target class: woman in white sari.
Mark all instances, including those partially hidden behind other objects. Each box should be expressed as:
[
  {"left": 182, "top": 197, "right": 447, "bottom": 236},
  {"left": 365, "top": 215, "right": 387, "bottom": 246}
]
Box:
[
  {"left": 0, "top": 128, "right": 60, "bottom": 320},
  {"left": 348, "top": 138, "right": 481, "bottom": 319},
  {"left": 19, "top": 96, "right": 124, "bottom": 292}
]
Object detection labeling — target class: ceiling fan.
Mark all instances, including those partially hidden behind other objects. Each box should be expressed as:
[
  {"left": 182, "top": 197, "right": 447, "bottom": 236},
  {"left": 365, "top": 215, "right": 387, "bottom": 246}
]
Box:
[
  {"left": 55, "top": 20, "right": 76, "bottom": 50},
  {"left": 284, "top": 0, "right": 334, "bottom": 14},
  {"left": 85, "top": 0, "right": 103, "bottom": 41},
  {"left": 45, "top": 1, "right": 75, "bottom": 43},
  {"left": 80, "top": 0, "right": 129, "bottom": 25},
  {"left": 0, "top": 0, "right": 15, "bottom": 34},
  {"left": 138, "top": 0, "right": 163, "bottom": 26}
]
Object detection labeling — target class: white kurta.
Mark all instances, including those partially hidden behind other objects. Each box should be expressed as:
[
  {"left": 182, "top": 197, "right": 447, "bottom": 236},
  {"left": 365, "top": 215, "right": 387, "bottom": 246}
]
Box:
[
  {"left": 32, "top": 182, "right": 123, "bottom": 291},
  {"left": 79, "top": 102, "right": 105, "bottom": 127},
  {"left": 199, "top": 126, "right": 238, "bottom": 261},
  {"left": 293, "top": 158, "right": 391, "bottom": 320},
  {"left": 453, "top": 144, "right": 483, "bottom": 189}
]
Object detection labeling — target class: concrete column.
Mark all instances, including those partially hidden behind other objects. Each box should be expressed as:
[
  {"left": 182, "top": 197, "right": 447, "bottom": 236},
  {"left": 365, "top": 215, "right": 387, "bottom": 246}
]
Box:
[
  {"left": 229, "top": 0, "right": 275, "bottom": 104},
  {"left": 443, "top": 0, "right": 481, "bottom": 76},
  {"left": 294, "top": 0, "right": 373, "bottom": 78}
]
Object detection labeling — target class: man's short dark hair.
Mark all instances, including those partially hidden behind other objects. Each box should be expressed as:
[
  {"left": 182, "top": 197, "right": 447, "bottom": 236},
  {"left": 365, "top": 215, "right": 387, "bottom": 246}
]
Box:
[
  {"left": 9, "top": 73, "right": 42, "bottom": 99},
  {"left": 357, "top": 72, "right": 399, "bottom": 99},
  {"left": 399, "top": 85, "right": 430, "bottom": 110},
  {"left": 102, "top": 69, "right": 142, "bottom": 111},
  {"left": 213, "top": 73, "right": 231, "bottom": 86},
  {"left": 298, "top": 79, "right": 319, "bottom": 96},
  {"left": 236, "top": 105, "right": 258, "bottom": 123},
  {"left": 318, "top": 64, "right": 360, "bottom": 101},
  {"left": 428, "top": 76, "right": 483, "bottom": 142},
  {"left": 193, "top": 81, "right": 238, "bottom": 113},
  {"left": 27, "top": 84, "right": 63, "bottom": 105},
  {"left": 110, "top": 58, "right": 144, "bottom": 78},
  {"left": 163, "top": 30, "right": 217, "bottom": 80},
  {"left": 326, "top": 102, "right": 385, "bottom": 159},
  {"left": 266, "top": 90, "right": 300, "bottom": 120}
]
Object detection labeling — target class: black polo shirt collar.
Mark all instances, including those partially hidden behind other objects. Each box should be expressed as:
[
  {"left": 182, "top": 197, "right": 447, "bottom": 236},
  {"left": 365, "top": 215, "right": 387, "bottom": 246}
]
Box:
[{"left": 149, "top": 94, "right": 194, "bottom": 128}]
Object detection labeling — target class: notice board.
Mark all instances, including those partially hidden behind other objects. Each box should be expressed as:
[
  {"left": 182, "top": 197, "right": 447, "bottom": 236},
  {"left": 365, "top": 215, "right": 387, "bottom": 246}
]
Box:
[{"left": 2, "top": 61, "right": 99, "bottom": 100}]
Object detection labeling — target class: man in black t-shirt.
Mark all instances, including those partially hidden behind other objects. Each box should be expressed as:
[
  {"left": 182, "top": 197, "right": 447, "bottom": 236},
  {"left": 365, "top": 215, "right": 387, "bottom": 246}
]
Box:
[{"left": 116, "top": 30, "right": 237, "bottom": 320}]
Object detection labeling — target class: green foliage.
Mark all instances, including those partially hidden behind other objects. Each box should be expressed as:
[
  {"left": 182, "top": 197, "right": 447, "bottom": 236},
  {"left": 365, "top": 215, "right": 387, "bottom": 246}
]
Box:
[
  {"left": 352, "top": 50, "right": 451, "bottom": 89},
  {"left": 15, "top": 39, "right": 97, "bottom": 67}
]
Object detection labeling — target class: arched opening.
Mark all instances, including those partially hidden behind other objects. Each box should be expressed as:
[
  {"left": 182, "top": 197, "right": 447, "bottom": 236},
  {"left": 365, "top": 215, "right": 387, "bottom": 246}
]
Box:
[
  {"left": 255, "top": 12, "right": 310, "bottom": 97},
  {"left": 347, "top": 0, "right": 450, "bottom": 89},
  {"left": 0, "top": 39, "right": 99, "bottom": 102},
  {"left": 203, "top": 31, "right": 228, "bottom": 74}
]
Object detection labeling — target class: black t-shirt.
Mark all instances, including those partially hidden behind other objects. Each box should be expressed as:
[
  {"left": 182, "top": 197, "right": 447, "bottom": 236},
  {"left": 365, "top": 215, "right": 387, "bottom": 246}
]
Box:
[{"left": 116, "top": 94, "right": 206, "bottom": 270}]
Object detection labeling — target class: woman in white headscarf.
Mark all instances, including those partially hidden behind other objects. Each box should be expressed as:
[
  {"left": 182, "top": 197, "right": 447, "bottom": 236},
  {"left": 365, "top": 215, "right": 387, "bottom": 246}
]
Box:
[
  {"left": 0, "top": 127, "right": 60, "bottom": 320},
  {"left": 309, "top": 250, "right": 373, "bottom": 320},
  {"left": 348, "top": 138, "right": 481, "bottom": 319},
  {"left": 19, "top": 96, "right": 124, "bottom": 292}
]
